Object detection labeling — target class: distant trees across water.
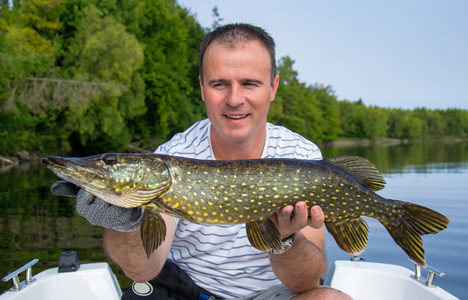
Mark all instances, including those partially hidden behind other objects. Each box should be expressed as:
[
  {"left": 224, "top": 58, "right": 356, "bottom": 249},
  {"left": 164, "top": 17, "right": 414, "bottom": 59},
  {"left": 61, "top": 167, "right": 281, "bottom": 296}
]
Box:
[{"left": 1, "top": 0, "right": 467, "bottom": 156}]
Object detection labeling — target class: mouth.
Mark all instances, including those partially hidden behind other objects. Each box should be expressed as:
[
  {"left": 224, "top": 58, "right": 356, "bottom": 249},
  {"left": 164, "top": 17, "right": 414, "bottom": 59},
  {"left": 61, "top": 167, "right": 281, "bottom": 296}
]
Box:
[{"left": 224, "top": 114, "right": 249, "bottom": 120}]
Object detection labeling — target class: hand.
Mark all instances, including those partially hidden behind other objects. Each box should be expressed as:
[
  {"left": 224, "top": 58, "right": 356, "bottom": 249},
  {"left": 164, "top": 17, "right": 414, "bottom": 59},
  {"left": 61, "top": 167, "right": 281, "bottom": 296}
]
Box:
[
  {"left": 50, "top": 181, "right": 143, "bottom": 232},
  {"left": 268, "top": 202, "right": 325, "bottom": 239}
]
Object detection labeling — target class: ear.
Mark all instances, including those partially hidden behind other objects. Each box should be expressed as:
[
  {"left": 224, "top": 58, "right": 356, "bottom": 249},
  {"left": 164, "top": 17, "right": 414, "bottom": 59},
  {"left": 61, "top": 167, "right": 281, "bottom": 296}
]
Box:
[
  {"left": 270, "top": 74, "right": 280, "bottom": 102},
  {"left": 199, "top": 75, "right": 206, "bottom": 102}
]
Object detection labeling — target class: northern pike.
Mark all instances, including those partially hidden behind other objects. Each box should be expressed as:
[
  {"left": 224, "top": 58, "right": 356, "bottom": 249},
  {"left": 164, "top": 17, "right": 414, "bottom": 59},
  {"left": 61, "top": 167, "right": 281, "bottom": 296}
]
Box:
[{"left": 43, "top": 153, "right": 449, "bottom": 266}]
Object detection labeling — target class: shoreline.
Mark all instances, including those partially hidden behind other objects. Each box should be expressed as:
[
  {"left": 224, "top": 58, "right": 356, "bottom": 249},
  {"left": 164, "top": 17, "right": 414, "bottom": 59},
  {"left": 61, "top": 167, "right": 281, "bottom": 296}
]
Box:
[{"left": 1, "top": 137, "right": 466, "bottom": 168}]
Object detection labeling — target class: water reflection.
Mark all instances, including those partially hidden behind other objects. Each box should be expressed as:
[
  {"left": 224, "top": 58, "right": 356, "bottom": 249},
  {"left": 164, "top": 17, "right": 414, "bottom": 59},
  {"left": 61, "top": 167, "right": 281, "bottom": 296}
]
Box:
[
  {"left": 1, "top": 141, "right": 467, "bottom": 297},
  {"left": 321, "top": 140, "right": 468, "bottom": 174}
]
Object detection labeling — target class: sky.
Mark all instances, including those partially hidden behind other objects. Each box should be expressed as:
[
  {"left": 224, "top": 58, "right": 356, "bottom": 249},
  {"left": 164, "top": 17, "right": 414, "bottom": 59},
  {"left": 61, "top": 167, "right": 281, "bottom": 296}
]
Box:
[{"left": 177, "top": 0, "right": 468, "bottom": 110}]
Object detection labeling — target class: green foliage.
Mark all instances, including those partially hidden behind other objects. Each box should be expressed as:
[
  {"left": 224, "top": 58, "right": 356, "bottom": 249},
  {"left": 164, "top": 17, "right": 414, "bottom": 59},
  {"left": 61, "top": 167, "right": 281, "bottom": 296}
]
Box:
[
  {"left": 59, "top": 4, "right": 145, "bottom": 151},
  {"left": 0, "top": 5, "right": 55, "bottom": 111},
  {"left": 270, "top": 56, "right": 339, "bottom": 143},
  {"left": 126, "top": 0, "right": 205, "bottom": 140}
]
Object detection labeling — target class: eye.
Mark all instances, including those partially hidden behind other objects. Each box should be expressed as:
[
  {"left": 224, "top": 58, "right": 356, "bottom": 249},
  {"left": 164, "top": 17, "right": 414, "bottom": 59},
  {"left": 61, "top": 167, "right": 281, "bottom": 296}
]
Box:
[
  {"left": 213, "top": 83, "right": 226, "bottom": 89},
  {"left": 103, "top": 153, "right": 118, "bottom": 165}
]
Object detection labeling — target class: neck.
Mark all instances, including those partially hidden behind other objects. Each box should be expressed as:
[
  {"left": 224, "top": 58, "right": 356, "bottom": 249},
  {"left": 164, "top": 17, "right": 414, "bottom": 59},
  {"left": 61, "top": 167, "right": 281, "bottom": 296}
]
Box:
[{"left": 210, "top": 126, "right": 266, "bottom": 161}]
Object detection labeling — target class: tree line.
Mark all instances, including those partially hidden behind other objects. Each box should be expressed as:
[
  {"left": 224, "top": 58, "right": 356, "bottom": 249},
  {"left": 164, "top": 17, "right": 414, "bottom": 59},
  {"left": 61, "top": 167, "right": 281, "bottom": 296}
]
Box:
[{"left": 1, "top": 0, "right": 467, "bottom": 157}]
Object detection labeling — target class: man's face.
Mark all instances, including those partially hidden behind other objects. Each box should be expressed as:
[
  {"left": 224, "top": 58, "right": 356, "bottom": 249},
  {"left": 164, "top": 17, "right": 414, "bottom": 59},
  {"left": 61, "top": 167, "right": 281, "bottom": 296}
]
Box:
[{"left": 200, "top": 40, "right": 279, "bottom": 146}]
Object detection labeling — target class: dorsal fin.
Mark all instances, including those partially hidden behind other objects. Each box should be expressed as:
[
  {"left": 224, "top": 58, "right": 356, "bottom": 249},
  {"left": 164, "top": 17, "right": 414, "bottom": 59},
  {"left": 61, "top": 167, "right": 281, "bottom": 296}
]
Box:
[{"left": 325, "top": 155, "right": 386, "bottom": 191}]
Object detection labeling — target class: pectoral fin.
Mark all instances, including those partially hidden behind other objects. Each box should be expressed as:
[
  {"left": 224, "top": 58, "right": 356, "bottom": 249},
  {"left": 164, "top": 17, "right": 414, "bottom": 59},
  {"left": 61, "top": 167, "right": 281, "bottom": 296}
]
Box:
[
  {"left": 246, "top": 219, "right": 282, "bottom": 252},
  {"left": 154, "top": 201, "right": 197, "bottom": 223},
  {"left": 140, "top": 204, "right": 167, "bottom": 258},
  {"left": 325, "top": 217, "right": 369, "bottom": 255}
]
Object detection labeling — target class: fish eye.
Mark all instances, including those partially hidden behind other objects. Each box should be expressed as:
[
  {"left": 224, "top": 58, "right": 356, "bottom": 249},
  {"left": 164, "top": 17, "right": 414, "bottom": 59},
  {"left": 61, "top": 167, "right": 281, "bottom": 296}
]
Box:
[{"left": 103, "top": 153, "right": 118, "bottom": 165}]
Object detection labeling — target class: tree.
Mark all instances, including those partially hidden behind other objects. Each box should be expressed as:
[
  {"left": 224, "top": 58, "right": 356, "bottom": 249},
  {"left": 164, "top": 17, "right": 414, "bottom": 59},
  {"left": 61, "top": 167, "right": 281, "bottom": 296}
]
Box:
[
  {"left": 58, "top": 4, "right": 145, "bottom": 151},
  {"left": 363, "top": 106, "right": 388, "bottom": 139},
  {"left": 0, "top": 0, "right": 62, "bottom": 112},
  {"left": 270, "top": 56, "right": 339, "bottom": 143},
  {"left": 123, "top": 0, "right": 206, "bottom": 142},
  {"left": 338, "top": 100, "right": 367, "bottom": 138}
]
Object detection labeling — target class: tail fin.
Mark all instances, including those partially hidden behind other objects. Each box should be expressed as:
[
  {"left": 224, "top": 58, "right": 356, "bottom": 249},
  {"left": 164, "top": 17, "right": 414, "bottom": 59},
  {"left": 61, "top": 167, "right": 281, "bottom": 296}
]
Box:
[{"left": 382, "top": 202, "right": 449, "bottom": 267}]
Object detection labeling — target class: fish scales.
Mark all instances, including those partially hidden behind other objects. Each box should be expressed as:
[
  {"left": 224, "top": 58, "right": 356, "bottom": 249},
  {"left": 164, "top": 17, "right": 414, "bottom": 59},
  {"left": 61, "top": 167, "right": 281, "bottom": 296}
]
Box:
[
  {"left": 43, "top": 153, "right": 450, "bottom": 267},
  {"left": 162, "top": 157, "right": 400, "bottom": 225}
]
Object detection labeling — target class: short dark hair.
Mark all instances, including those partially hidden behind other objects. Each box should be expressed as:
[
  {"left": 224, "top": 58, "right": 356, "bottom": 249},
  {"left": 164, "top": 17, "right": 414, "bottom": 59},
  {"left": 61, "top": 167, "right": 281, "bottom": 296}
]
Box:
[{"left": 199, "top": 23, "right": 277, "bottom": 83}]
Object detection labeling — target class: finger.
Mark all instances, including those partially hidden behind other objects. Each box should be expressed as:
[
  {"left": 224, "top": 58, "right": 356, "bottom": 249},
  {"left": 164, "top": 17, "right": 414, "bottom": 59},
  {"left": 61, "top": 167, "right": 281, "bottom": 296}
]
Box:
[
  {"left": 277, "top": 205, "right": 294, "bottom": 223},
  {"left": 76, "top": 189, "right": 96, "bottom": 205},
  {"left": 50, "top": 181, "right": 79, "bottom": 197},
  {"left": 129, "top": 207, "right": 142, "bottom": 222},
  {"left": 309, "top": 205, "right": 325, "bottom": 229},
  {"left": 276, "top": 202, "right": 309, "bottom": 238},
  {"left": 291, "top": 201, "right": 309, "bottom": 228}
]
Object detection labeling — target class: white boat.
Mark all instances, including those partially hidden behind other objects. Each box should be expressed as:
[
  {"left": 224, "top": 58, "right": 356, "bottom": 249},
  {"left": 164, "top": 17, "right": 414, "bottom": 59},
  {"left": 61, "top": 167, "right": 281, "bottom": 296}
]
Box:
[
  {"left": 1, "top": 252, "right": 458, "bottom": 300},
  {"left": 324, "top": 260, "right": 458, "bottom": 300}
]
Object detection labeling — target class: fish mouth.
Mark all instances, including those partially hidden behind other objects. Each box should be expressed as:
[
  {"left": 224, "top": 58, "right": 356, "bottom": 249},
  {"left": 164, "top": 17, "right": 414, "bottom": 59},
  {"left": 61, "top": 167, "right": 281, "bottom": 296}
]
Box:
[
  {"left": 43, "top": 155, "right": 110, "bottom": 194},
  {"left": 43, "top": 156, "right": 66, "bottom": 167}
]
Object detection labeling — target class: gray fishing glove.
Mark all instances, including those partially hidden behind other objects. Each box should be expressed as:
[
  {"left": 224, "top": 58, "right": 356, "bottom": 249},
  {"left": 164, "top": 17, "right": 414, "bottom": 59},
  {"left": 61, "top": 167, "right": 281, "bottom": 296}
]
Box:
[{"left": 50, "top": 180, "right": 142, "bottom": 232}]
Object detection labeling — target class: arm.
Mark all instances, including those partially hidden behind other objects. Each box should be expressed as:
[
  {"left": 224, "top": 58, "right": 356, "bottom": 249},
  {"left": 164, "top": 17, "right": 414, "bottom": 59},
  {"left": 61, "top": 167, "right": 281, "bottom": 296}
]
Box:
[
  {"left": 268, "top": 202, "right": 327, "bottom": 293},
  {"left": 104, "top": 213, "right": 177, "bottom": 283},
  {"left": 50, "top": 181, "right": 178, "bottom": 283}
]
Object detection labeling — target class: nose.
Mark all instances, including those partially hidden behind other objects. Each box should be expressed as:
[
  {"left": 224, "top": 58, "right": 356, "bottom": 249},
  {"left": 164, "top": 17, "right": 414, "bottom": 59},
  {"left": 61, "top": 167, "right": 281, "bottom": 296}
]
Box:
[{"left": 225, "top": 84, "right": 245, "bottom": 107}]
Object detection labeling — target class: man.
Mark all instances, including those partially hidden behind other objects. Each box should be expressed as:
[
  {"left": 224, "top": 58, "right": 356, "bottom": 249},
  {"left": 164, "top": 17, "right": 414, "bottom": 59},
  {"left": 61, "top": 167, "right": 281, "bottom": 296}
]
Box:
[{"left": 52, "top": 24, "right": 351, "bottom": 299}]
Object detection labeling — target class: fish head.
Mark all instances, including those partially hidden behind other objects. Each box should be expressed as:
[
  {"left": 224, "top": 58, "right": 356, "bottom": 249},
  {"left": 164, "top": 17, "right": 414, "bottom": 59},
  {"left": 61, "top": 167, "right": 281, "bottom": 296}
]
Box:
[{"left": 43, "top": 153, "right": 172, "bottom": 208}]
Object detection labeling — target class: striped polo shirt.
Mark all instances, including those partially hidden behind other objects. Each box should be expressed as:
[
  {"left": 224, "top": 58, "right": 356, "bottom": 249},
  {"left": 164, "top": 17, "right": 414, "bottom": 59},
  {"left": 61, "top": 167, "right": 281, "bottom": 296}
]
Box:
[{"left": 154, "top": 118, "right": 322, "bottom": 298}]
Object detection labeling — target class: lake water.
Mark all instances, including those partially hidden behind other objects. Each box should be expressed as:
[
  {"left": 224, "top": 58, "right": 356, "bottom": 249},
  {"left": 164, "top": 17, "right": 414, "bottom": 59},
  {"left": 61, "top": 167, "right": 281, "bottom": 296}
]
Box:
[{"left": 1, "top": 141, "right": 467, "bottom": 298}]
